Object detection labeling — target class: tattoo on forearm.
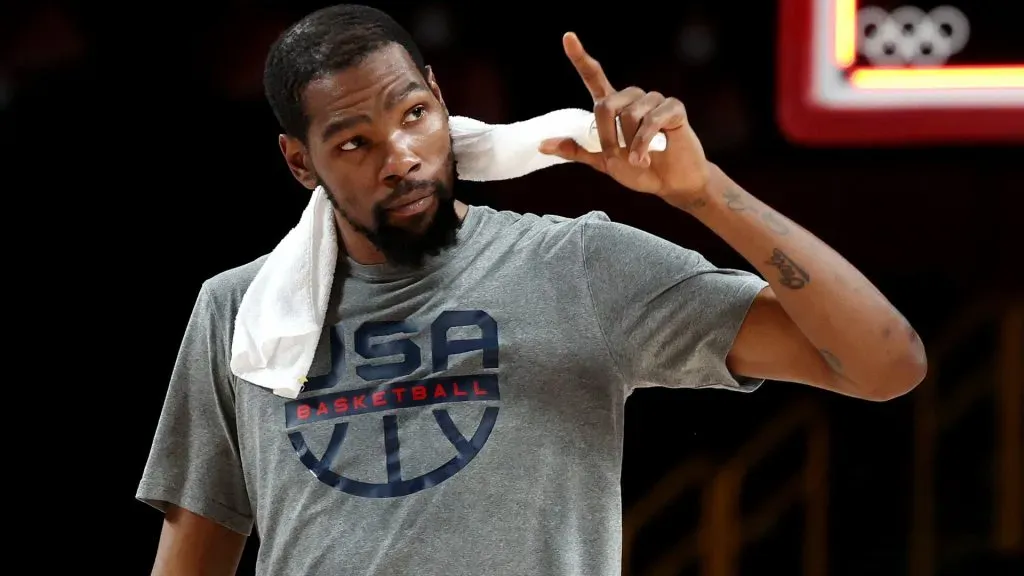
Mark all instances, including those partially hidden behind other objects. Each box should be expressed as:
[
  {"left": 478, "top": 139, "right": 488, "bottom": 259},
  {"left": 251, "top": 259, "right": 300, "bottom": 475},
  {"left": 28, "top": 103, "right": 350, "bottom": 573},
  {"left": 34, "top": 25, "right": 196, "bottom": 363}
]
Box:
[
  {"left": 722, "top": 186, "right": 790, "bottom": 235},
  {"left": 760, "top": 211, "right": 790, "bottom": 235},
  {"left": 819, "top": 349, "right": 843, "bottom": 373},
  {"left": 766, "top": 248, "right": 810, "bottom": 289},
  {"left": 677, "top": 197, "right": 708, "bottom": 211},
  {"left": 723, "top": 186, "right": 747, "bottom": 211}
]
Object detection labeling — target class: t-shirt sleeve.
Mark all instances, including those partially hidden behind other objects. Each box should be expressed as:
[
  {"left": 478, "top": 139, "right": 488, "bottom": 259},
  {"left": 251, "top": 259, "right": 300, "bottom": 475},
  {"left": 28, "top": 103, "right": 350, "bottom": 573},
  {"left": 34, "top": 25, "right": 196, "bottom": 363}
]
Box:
[
  {"left": 581, "top": 213, "right": 769, "bottom": 393},
  {"left": 135, "top": 282, "right": 254, "bottom": 535}
]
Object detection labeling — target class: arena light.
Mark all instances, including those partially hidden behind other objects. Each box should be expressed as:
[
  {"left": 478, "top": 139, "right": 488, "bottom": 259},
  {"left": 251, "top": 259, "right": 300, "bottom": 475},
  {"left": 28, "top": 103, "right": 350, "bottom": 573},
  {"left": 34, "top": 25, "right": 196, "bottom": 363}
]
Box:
[
  {"left": 833, "top": 0, "right": 857, "bottom": 68},
  {"left": 850, "top": 66, "right": 1024, "bottom": 90},
  {"left": 776, "top": 0, "right": 1024, "bottom": 144}
]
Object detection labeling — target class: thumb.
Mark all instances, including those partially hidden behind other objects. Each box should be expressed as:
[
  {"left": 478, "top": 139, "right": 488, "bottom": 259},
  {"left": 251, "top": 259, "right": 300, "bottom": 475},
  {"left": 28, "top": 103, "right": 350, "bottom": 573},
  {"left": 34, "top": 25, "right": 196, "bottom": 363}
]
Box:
[{"left": 539, "top": 138, "right": 602, "bottom": 171}]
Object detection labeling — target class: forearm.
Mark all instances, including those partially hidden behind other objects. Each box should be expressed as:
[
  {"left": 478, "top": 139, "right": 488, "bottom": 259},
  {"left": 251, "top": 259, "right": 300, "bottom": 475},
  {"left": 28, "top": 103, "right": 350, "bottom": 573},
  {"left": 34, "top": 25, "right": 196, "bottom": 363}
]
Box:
[{"left": 672, "top": 164, "right": 927, "bottom": 397}]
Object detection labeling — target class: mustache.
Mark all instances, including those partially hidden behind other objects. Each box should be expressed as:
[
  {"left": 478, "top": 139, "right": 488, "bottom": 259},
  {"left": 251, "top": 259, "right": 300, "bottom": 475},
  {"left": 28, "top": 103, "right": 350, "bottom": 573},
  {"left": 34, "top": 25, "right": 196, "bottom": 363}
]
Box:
[{"left": 378, "top": 149, "right": 456, "bottom": 210}]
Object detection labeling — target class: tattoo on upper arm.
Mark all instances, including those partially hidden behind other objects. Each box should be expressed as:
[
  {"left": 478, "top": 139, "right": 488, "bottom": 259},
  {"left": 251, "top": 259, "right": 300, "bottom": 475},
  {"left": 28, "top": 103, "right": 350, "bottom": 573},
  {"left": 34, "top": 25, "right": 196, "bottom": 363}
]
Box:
[
  {"left": 766, "top": 248, "right": 810, "bottom": 289},
  {"left": 906, "top": 321, "right": 921, "bottom": 344},
  {"left": 819, "top": 349, "right": 843, "bottom": 373},
  {"left": 722, "top": 186, "right": 790, "bottom": 235},
  {"left": 886, "top": 319, "right": 921, "bottom": 345}
]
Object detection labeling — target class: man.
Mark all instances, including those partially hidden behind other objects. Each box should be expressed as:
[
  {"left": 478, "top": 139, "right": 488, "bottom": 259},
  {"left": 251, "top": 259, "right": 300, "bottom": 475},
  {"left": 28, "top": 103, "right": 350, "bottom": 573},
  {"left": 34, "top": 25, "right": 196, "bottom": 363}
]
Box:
[{"left": 138, "top": 4, "right": 927, "bottom": 575}]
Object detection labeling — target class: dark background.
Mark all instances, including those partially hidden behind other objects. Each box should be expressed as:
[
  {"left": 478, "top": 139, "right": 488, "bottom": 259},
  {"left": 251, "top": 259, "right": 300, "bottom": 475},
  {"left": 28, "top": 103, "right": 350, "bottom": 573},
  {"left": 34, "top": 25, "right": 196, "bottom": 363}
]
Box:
[{"left": 3, "top": 0, "right": 1021, "bottom": 574}]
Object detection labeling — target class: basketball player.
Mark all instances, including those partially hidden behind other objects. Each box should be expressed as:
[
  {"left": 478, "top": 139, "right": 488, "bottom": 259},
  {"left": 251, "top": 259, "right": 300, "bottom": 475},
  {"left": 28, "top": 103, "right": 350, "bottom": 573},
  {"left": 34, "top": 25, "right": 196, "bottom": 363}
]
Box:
[{"left": 137, "top": 5, "right": 927, "bottom": 575}]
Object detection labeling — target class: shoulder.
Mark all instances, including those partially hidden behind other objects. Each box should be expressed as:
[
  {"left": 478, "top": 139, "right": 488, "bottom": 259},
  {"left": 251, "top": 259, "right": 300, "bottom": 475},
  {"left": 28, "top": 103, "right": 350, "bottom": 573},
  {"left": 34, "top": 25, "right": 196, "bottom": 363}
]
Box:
[
  {"left": 196, "top": 254, "right": 270, "bottom": 322},
  {"left": 580, "top": 211, "right": 685, "bottom": 256},
  {"left": 466, "top": 204, "right": 615, "bottom": 248},
  {"left": 473, "top": 204, "right": 660, "bottom": 248},
  {"left": 464, "top": 204, "right": 680, "bottom": 267}
]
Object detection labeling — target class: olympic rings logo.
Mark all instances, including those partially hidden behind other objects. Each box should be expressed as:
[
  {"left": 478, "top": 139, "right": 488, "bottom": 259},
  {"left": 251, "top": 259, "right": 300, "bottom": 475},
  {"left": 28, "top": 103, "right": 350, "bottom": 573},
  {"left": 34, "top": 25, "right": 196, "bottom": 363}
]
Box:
[{"left": 856, "top": 5, "right": 970, "bottom": 66}]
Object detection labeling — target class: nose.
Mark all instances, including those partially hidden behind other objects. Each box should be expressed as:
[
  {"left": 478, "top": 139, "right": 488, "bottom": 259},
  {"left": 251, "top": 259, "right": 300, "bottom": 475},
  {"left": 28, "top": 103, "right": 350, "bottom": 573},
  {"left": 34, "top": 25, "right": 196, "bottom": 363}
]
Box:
[{"left": 379, "top": 135, "right": 421, "bottom": 188}]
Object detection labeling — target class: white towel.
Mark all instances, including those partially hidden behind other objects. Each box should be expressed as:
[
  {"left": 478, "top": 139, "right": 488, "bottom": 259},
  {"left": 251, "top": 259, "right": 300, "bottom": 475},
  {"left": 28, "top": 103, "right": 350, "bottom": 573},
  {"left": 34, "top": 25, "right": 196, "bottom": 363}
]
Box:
[{"left": 229, "top": 109, "right": 667, "bottom": 398}]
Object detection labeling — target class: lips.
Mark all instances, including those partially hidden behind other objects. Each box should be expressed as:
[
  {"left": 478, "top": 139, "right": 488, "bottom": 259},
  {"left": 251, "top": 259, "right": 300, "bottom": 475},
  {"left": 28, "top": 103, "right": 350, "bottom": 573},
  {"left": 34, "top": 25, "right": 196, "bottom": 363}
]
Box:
[{"left": 385, "top": 191, "right": 432, "bottom": 211}]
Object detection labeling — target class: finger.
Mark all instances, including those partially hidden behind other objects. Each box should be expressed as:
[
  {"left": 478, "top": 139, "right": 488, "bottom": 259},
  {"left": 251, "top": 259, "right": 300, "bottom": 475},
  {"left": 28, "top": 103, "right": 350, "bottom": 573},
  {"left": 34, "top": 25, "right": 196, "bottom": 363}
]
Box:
[
  {"left": 630, "top": 98, "right": 687, "bottom": 166},
  {"left": 618, "top": 91, "right": 664, "bottom": 164},
  {"left": 538, "top": 138, "right": 604, "bottom": 172},
  {"left": 563, "top": 32, "right": 614, "bottom": 101},
  {"left": 595, "top": 87, "right": 645, "bottom": 157}
]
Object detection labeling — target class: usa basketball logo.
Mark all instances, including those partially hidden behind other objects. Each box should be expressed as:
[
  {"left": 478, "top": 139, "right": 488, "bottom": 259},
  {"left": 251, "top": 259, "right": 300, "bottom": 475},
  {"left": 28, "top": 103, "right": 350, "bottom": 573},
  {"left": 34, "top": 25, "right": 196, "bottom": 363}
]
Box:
[{"left": 284, "top": 310, "right": 501, "bottom": 498}]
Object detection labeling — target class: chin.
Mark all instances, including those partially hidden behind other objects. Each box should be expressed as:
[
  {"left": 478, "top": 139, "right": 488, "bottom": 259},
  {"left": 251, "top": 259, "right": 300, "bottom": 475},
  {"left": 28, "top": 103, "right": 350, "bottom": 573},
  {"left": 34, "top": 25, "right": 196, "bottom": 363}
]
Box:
[{"left": 369, "top": 178, "right": 458, "bottom": 268}]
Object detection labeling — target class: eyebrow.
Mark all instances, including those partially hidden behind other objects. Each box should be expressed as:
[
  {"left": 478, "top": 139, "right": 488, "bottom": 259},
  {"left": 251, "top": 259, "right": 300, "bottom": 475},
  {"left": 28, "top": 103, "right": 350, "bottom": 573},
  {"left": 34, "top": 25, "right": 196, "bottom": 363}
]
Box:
[{"left": 319, "top": 80, "right": 430, "bottom": 143}]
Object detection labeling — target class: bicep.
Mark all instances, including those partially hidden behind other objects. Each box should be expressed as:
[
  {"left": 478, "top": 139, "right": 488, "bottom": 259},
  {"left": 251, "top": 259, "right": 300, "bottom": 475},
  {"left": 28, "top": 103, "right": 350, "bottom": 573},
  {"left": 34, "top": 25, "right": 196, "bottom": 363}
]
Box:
[
  {"left": 727, "top": 287, "right": 862, "bottom": 396},
  {"left": 152, "top": 505, "right": 247, "bottom": 576}
]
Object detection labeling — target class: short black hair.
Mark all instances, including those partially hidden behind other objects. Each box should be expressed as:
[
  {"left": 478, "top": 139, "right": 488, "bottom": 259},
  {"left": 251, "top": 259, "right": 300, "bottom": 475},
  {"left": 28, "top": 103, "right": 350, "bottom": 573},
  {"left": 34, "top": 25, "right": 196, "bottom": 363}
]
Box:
[{"left": 263, "top": 4, "right": 427, "bottom": 141}]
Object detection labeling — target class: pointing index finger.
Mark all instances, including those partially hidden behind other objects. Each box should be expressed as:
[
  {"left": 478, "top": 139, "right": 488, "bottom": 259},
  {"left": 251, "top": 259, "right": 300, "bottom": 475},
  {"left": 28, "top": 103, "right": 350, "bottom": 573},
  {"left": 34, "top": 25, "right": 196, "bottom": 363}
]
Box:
[{"left": 563, "top": 32, "right": 614, "bottom": 101}]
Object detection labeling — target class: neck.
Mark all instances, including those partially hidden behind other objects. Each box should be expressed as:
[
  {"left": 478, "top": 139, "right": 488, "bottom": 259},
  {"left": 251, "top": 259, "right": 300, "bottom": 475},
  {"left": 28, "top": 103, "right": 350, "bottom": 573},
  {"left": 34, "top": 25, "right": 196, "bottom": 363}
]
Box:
[{"left": 336, "top": 200, "right": 469, "bottom": 265}]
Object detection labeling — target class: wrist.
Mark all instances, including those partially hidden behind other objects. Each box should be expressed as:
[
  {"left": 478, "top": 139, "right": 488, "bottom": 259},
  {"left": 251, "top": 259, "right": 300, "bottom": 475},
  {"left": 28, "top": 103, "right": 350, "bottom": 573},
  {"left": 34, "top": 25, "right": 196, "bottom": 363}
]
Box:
[
  {"left": 661, "top": 162, "right": 722, "bottom": 214},
  {"left": 663, "top": 188, "right": 711, "bottom": 214}
]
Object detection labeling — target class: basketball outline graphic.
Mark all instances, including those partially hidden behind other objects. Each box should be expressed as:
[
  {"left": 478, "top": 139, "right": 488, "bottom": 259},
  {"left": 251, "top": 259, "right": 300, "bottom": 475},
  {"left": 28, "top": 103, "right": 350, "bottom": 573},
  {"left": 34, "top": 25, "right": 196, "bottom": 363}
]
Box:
[{"left": 284, "top": 311, "right": 502, "bottom": 498}]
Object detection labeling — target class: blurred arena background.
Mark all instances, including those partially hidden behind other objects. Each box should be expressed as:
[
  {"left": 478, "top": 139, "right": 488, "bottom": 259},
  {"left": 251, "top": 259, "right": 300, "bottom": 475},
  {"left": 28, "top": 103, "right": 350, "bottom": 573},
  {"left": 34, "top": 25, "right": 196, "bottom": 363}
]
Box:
[{"left": 3, "top": 0, "right": 1019, "bottom": 574}]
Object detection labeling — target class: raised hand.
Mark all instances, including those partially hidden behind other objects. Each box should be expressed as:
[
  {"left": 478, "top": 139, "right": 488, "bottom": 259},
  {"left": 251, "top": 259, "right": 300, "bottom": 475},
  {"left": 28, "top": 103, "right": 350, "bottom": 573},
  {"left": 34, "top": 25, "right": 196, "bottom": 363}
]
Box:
[{"left": 539, "top": 32, "right": 710, "bottom": 203}]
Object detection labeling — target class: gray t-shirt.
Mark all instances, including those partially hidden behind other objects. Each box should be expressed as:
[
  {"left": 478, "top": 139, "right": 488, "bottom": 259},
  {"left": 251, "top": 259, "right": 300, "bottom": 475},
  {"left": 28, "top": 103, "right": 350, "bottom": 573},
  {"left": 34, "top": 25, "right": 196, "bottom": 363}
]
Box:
[{"left": 137, "top": 204, "right": 768, "bottom": 576}]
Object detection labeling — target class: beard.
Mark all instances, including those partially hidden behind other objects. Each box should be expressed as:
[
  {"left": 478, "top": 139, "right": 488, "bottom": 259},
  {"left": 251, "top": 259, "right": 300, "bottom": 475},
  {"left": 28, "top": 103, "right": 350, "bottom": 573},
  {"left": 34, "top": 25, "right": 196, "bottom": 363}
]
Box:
[{"left": 321, "top": 149, "right": 460, "bottom": 268}]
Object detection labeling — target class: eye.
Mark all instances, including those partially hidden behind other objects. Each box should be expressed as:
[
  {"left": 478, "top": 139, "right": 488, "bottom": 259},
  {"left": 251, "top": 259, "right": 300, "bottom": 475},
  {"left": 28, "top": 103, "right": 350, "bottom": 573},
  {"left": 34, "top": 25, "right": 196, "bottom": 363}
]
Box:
[
  {"left": 404, "top": 105, "right": 427, "bottom": 123},
  {"left": 339, "top": 136, "right": 367, "bottom": 152}
]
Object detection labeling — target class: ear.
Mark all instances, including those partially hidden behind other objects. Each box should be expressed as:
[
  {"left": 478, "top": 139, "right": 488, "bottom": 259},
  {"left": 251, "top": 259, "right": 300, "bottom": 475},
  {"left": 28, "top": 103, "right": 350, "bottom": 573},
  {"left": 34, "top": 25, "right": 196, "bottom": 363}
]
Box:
[
  {"left": 424, "top": 65, "right": 446, "bottom": 113},
  {"left": 278, "top": 134, "right": 318, "bottom": 190}
]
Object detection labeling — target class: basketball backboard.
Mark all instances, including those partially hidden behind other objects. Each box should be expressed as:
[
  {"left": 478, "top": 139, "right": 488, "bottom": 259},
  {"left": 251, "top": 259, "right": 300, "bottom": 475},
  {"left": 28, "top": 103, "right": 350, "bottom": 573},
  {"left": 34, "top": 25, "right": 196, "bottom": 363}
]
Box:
[{"left": 776, "top": 0, "right": 1024, "bottom": 145}]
